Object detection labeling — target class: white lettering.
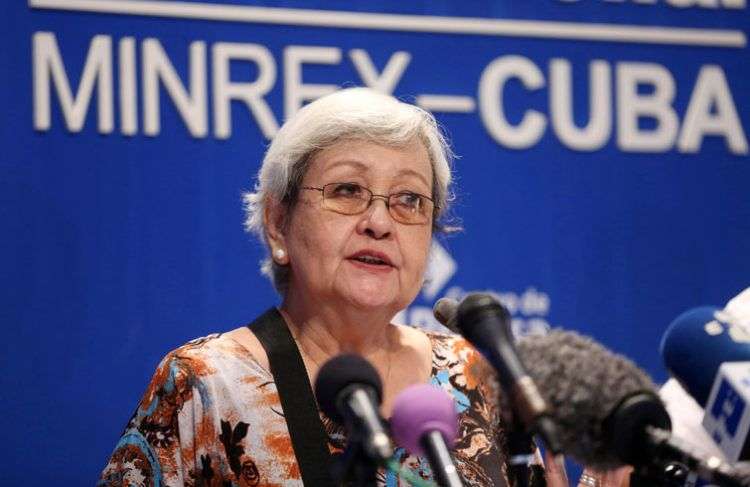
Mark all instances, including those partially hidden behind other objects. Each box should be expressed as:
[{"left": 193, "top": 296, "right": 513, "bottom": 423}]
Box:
[
  {"left": 666, "top": 0, "right": 746, "bottom": 7},
  {"left": 616, "top": 62, "right": 679, "bottom": 152},
  {"left": 142, "top": 39, "right": 207, "bottom": 137},
  {"left": 119, "top": 37, "right": 137, "bottom": 136},
  {"left": 33, "top": 32, "right": 113, "bottom": 133},
  {"left": 32, "top": 34, "right": 747, "bottom": 155},
  {"left": 550, "top": 58, "right": 612, "bottom": 151},
  {"left": 667, "top": 0, "right": 720, "bottom": 7},
  {"left": 478, "top": 55, "right": 546, "bottom": 149},
  {"left": 212, "top": 42, "right": 278, "bottom": 140},
  {"left": 349, "top": 49, "right": 411, "bottom": 94},
  {"left": 283, "top": 46, "right": 341, "bottom": 119},
  {"left": 678, "top": 65, "right": 748, "bottom": 154}
]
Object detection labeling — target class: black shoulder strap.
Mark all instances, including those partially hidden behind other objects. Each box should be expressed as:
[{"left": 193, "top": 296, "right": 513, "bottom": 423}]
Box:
[{"left": 249, "top": 308, "right": 336, "bottom": 486}]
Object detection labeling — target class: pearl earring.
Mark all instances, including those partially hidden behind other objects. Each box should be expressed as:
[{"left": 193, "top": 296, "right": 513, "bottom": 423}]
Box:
[{"left": 274, "top": 248, "right": 286, "bottom": 261}]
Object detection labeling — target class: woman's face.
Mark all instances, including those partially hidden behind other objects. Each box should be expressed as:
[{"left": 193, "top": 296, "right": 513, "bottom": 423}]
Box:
[{"left": 278, "top": 139, "right": 434, "bottom": 314}]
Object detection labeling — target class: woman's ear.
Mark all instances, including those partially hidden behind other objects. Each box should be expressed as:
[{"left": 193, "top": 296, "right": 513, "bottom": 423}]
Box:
[{"left": 264, "top": 198, "right": 289, "bottom": 265}]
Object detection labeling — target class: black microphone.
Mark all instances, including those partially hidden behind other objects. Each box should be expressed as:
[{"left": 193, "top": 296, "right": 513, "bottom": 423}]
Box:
[
  {"left": 434, "top": 296, "right": 550, "bottom": 487},
  {"left": 433, "top": 297, "right": 460, "bottom": 334},
  {"left": 517, "top": 329, "right": 747, "bottom": 486},
  {"left": 314, "top": 354, "right": 393, "bottom": 463},
  {"left": 452, "top": 293, "right": 562, "bottom": 455}
]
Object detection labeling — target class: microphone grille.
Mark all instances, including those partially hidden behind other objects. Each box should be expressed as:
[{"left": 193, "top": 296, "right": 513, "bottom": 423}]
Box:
[
  {"left": 390, "top": 384, "right": 458, "bottom": 455},
  {"left": 455, "top": 293, "right": 510, "bottom": 341},
  {"left": 314, "top": 354, "right": 383, "bottom": 423}
]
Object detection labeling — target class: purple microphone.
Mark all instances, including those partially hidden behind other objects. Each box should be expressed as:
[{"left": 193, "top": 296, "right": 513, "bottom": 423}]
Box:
[{"left": 391, "top": 384, "right": 463, "bottom": 487}]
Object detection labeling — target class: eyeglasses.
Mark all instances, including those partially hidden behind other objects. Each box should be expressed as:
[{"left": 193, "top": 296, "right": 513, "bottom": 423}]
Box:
[{"left": 301, "top": 182, "right": 437, "bottom": 225}]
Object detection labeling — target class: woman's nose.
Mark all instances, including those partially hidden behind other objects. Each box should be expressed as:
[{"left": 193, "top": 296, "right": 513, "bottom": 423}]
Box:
[{"left": 358, "top": 198, "right": 393, "bottom": 239}]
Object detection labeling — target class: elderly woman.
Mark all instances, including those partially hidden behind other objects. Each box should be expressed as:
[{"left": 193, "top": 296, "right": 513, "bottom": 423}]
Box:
[{"left": 99, "top": 88, "right": 611, "bottom": 487}]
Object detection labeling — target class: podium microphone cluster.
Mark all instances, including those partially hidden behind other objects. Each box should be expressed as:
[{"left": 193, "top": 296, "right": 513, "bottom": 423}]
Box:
[
  {"left": 315, "top": 354, "right": 465, "bottom": 486},
  {"left": 433, "top": 294, "right": 562, "bottom": 455},
  {"left": 522, "top": 328, "right": 750, "bottom": 486},
  {"left": 435, "top": 295, "right": 750, "bottom": 486}
]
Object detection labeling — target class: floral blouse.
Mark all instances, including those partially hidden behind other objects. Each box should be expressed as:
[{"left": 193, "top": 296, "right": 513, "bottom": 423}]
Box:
[{"left": 99, "top": 323, "right": 543, "bottom": 486}]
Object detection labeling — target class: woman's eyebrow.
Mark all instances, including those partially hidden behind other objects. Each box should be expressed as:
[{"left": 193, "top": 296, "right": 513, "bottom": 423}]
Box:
[
  {"left": 325, "top": 160, "right": 431, "bottom": 188},
  {"left": 324, "top": 159, "right": 368, "bottom": 173},
  {"left": 394, "top": 168, "right": 431, "bottom": 189}
]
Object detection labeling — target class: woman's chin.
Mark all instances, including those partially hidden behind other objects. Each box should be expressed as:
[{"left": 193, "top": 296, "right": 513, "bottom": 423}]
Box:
[
  {"left": 341, "top": 283, "right": 402, "bottom": 311},
  {"left": 347, "top": 292, "right": 397, "bottom": 311},
  {"left": 331, "top": 271, "right": 418, "bottom": 313}
]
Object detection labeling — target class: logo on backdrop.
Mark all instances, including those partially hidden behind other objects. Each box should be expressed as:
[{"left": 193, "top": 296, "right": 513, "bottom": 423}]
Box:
[
  {"left": 396, "top": 241, "right": 553, "bottom": 337},
  {"left": 30, "top": 18, "right": 749, "bottom": 155}
]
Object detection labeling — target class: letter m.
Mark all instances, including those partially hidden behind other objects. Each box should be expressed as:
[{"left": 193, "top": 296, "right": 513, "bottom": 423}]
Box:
[{"left": 33, "top": 32, "right": 113, "bottom": 133}]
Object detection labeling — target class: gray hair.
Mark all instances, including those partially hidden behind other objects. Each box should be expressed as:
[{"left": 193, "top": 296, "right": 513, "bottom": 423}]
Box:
[{"left": 243, "top": 87, "right": 455, "bottom": 294}]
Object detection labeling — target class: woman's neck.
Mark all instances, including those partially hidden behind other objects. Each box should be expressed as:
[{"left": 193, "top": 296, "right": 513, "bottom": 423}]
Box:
[
  {"left": 279, "top": 293, "right": 396, "bottom": 365},
  {"left": 277, "top": 290, "right": 433, "bottom": 417}
]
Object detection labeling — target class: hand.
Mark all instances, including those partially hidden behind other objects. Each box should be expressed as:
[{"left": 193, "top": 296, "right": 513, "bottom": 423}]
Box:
[
  {"left": 543, "top": 450, "right": 569, "bottom": 487},
  {"left": 578, "top": 466, "right": 632, "bottom": 487}
]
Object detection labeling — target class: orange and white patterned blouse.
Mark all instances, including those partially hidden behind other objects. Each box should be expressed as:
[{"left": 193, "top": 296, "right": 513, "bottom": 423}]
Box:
[{"left": 99, "top": 326, "right": 542, "bottom": 486}]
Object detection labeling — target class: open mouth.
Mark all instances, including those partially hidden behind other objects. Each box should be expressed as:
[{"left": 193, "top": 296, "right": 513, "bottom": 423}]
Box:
[
  {"left": 348, "top": 251, "right": 394, "bottom": 268},
  {"left": 352, "top": 255, "right": 389, "bottom": 266}
]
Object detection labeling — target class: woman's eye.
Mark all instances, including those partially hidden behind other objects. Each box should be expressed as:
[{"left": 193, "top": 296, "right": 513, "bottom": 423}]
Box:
[
  {"left": 331, "top": 183, "right": 362, "bottom": 197},
  {"left": 395, "top": 193, "right": 422, "bottom": 208}
]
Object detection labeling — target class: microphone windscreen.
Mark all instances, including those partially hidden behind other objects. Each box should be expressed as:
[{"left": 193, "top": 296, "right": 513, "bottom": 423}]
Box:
[
  {"left": 390, "top": 384, "right": 459, "bottom": 456},
  {"left": 660, "top": 306, "right": 750, "bottom": 407},
  {"left": 518, "top": 330, "right": 660, "bottom": 470},
  {"left": 314, "top": 353, "right": 383, "bottom": 423}
]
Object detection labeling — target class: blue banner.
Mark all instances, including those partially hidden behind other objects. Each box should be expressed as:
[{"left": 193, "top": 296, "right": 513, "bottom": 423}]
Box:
[{"left": 2, "top": 1, "right": 749, "bottom": 484}]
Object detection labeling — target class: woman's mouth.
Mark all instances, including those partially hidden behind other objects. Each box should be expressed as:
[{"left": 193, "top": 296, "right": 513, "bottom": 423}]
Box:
[
  {"left": 347, "top": 250, "right": 395, "bottom": 269},
  {"left": 352, "top": 255, "right": 388, "bottom": 266}
]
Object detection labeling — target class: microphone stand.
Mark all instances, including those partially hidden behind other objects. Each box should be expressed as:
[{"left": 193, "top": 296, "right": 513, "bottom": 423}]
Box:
[
  {"left": 420, "top": 430, "right": 465, "bottom": 487},
  {"left": 627, "top": 427, "right": 746, "bottom": 487},
  {"left": 332, "top": 439, "right": 379, "bottom": 487},
  {"left": 629, "top": 461, "right": 690, "bottom": 487},
  {"left": 506, "top": 418, "right": 535, "bottom": 487}
]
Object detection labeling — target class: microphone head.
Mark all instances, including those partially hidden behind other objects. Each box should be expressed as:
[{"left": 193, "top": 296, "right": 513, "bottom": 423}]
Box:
[
  {"left": 518, "top": 330, "right": 665, "bottom": 470},
  {"left": 390, "top": 384, "right": 459, "bottom": 456},
  {"left": 433, "top": 297, "right": 459, "bottom": 334},
  {"left": 661, "top": 306, "right": 750, "bottom": 407},
  {"left": 455, "top": 293, "right": 511, "bottom": 344},
  {"left": 314, "top": 353, "right": 383, "bottom": 423}
]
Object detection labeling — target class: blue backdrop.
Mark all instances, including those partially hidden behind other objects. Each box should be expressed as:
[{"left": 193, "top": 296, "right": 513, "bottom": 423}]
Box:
[{"left": 2, "top": 1, "right": 749, "bottom": 484}]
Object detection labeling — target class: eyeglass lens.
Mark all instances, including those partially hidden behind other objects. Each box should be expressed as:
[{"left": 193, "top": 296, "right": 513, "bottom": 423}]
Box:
[{"left": 321, "top": 182, "right": 432, "bottom": 224}]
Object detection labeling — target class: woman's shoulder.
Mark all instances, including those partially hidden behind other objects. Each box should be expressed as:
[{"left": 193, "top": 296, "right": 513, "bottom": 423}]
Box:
[
  {"left": 170, "top": 331, "right": 257, "bottom": 360},
  {"left": 159, "top": 332, "right": 256, "bottom": 370},
  {"left": 143, "top": 332, "right": 269, "bottom": 400},
  {"left": 101, "top": 332, "right": 286, "bottom": 486},
  {"left": 399, "top": 326, "right": 484, "bottom": 365},
  {"left": 422, "top": 328, "right": 471, "bottom": 353},
  {"left": 395, "top": 325, "right": 497, "bottom": 389}
]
